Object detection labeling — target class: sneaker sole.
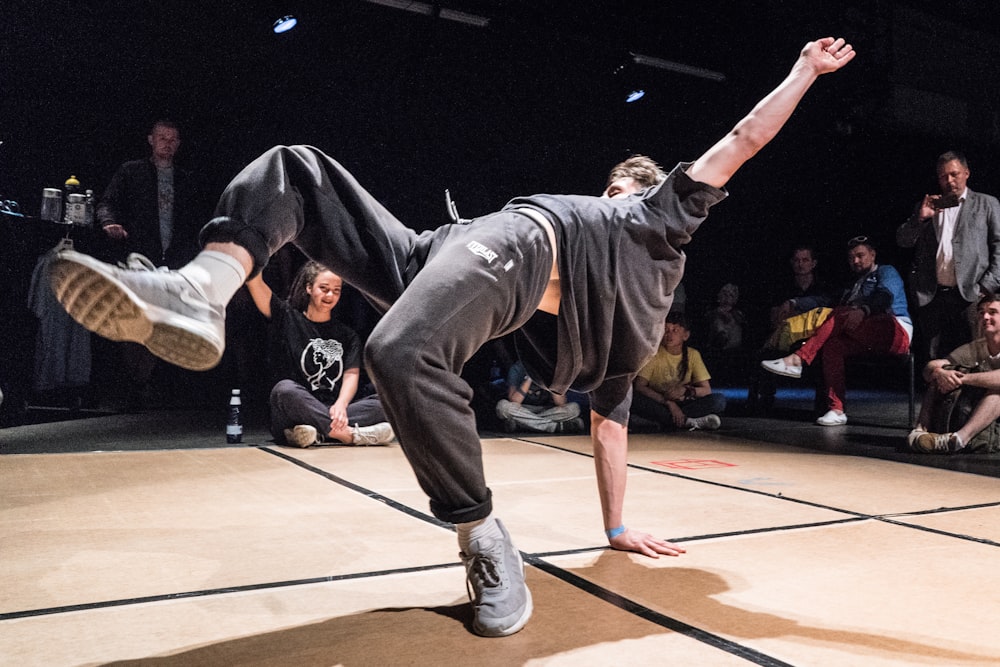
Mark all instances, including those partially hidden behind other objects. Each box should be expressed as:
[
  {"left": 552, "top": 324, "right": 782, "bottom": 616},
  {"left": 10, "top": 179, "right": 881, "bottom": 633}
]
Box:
[{"left": 50, "top": 254, "right": 223, "bottom": 371}]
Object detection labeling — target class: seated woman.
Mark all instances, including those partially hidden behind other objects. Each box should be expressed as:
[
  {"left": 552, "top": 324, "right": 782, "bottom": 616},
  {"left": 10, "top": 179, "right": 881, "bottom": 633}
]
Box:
[
  {"left": 631, "top": 313, "right": 726, "bottom": 431},
  {"left": 245, "top": 260, "right": 394, "bottom": 447}
]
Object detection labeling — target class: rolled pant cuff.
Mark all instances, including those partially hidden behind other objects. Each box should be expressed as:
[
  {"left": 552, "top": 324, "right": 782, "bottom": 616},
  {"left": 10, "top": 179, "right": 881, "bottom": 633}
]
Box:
[
  {"left": 199, "top": 216, "right": 271, "bottom": 278},
  {"left": 431, "top": 491, "right": 493, "bottom": 525}
]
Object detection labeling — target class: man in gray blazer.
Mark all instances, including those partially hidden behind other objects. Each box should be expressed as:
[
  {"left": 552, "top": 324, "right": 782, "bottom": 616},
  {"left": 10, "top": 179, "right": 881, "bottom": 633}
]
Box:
[{"left": 897, "top": 150, "right": 1000, "bottom": 366}]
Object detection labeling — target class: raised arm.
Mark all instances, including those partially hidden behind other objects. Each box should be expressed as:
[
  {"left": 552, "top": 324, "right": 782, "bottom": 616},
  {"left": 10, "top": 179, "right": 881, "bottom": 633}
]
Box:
[
  {"left": 687, "top": 37, "right": 855, "bottom": 189},
  {"left": 244, "top": 273, "right": 274, "bottom": 319}
]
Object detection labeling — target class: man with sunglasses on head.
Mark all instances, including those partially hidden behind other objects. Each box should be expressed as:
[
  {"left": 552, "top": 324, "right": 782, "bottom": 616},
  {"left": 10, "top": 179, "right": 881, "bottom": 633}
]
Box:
[{"left": 762, "top": 236, "right": 912, "bottom": 426}]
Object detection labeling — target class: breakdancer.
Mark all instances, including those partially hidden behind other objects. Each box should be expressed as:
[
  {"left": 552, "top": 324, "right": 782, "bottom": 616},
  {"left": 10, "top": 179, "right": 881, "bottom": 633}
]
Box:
[{"left": 50, "top": 37, "right": 855, "bottom": 637}]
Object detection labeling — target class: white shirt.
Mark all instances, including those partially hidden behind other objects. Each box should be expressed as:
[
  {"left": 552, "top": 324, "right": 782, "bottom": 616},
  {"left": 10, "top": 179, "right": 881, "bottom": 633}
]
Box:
[{"left": 935, "top": 187, "right": 969, "bottom": 287}]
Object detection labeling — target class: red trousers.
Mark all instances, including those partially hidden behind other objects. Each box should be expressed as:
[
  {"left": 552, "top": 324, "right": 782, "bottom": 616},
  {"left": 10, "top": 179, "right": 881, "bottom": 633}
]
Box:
[{"left": 796, "top": 307, "right": 910, "bottom": 412}]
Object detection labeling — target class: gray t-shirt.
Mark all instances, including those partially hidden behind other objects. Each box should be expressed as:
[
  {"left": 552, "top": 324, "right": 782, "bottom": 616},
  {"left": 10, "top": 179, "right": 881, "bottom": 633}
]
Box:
[
  {"left": 504, "top": 162, "right": 727, "bottom": 424},
  {"left": 948, "top": 338, "right": 1000, "bottom": 373}
]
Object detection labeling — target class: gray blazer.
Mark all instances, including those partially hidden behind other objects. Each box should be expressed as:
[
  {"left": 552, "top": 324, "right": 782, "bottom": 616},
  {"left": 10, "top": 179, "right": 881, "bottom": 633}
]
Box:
[{"left": 896, "top": 189, "right": 1000, "bottom": 308}]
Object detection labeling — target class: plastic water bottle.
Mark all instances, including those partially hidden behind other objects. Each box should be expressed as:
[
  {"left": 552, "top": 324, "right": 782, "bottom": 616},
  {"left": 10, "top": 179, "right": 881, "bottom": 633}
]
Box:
[{"left": 227, "top": 389, "right": 243, "bottom": 444}]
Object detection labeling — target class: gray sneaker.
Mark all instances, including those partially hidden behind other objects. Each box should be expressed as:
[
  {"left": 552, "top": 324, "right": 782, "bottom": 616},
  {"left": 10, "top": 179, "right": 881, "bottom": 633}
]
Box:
[
  {"left": 49, "top": 250, "right": 225, "bottom": 371},
  {"left": 351, "top": 422, "right": 395, "bottom": 445},
  {"left": 687, "top": 414, "right": 721, "bottom": 431},
  {"left": 284, "top": 425, "right": 319, "bottom": 448},
  {"left": 460, "top": 518, "right": 533, "bottom": 637}
]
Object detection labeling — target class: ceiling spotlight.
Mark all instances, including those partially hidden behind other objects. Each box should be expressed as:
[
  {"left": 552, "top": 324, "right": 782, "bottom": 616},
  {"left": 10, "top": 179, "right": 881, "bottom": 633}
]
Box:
[
  {"left": 625, "top": 89, "right": 646, "bottom": 103},
  {"left": 273, "top": 15, "right": 298, "bottom": 33}
]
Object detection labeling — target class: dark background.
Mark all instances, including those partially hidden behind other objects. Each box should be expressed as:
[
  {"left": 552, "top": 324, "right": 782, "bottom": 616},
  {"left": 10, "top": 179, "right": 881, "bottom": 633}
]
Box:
[{"left": 3, "top": 0, "right": 1000, "bottom": 422}]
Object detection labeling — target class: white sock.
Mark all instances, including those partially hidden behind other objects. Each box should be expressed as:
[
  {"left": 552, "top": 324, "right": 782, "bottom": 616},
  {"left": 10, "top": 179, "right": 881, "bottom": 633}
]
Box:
[
  {"left": 952, "top": 432, "right": 965, "bottom": 449},
  {"left": 457, "top": 514, "right": 502, "bottom": 555},
  {"left": 177, "top": 250, "right": 247, "bottom": 306}
]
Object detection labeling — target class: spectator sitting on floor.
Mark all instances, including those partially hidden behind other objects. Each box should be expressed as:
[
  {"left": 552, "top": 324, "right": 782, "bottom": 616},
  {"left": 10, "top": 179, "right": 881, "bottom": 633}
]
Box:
[
  {"left": 761, "top": 235, "right": 912, "bottom": 426},
  {"left": 705, "top": 282, "right": 745, "bottom": 351},
  {"left": 245, "top": 260, "right": 395, "bottom": 447},
  {"left": 631, "top": 312, "right": 726, "bottom": 431},
  {"left": 495, "top": 360, "right": 585, "bottom": 433},
  {"left": 908, "top": 293, "right": 1000, "bottom": 454}
]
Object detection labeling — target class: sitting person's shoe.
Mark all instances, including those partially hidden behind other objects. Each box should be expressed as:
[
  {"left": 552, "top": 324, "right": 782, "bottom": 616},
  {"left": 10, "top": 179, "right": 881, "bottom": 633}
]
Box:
[
  {"left": 460, "top": 519, "right": 533, "bottom": 637},
  {"left": 351, "top": 422, "right": 395, "bottom": 445},
  {"left": 912, "top": 431, "right": 963, "bottom": 454},
  {"left": 761, "top": 358, "right": 802, "bottom": 378},
  {"left": 816, "top": 410, "right": 848, "bottom": 426},
  {"left": 555, "top": 417, "right": 586, "bottom": 434},
  {"left": 906, "top": 428, "right": 927, "bottom": 449},
  {"left": 49, "top": 250, "right": 225, "bottom": 371},
  {"left": 686, "top": 414, "right": 721, "bottom": 431},
  {"left": 284, "top": 425, "right": 319, "bottom": 448}
]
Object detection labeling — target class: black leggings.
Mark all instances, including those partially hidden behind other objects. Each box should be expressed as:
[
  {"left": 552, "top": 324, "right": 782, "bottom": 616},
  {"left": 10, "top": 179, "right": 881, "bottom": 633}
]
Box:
[{"left": 204, "top": 146, "right": 553, "bottom": 523}]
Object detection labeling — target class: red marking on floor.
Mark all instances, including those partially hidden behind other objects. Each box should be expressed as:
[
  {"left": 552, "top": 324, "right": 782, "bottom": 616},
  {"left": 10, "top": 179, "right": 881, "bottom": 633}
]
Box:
[{"left": 652, "top": 459, "right": 737, "bottom": 470}]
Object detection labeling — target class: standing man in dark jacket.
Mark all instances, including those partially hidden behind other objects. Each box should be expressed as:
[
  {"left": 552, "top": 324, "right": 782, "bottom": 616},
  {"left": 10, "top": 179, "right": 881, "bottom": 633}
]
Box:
[
  {"left": 98, "top": 120, "right": 203, "bottom": 269},
  {"left": 96, "top": 120, "right": 207, "bottom": 409},
  {"left": 896, "top": 151, "right": 1000, "bottom": 367}
]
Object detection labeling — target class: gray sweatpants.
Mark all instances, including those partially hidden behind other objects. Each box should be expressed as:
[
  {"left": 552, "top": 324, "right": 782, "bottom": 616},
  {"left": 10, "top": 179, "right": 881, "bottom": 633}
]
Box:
[{"left": 204, "top": 146, "right": 553, "bottom": 524}]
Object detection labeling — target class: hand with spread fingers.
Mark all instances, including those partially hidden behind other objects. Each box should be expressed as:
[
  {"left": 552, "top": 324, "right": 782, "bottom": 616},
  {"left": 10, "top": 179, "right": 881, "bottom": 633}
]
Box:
[{"left": 610, "top": 527, "right": 687, "bottom": 558}]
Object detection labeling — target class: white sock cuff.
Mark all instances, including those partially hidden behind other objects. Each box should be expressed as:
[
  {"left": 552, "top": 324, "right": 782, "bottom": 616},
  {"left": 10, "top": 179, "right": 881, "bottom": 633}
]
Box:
[
  {"left": 198, "top": 250, "right": 248, "bottom": 281},
  {"left": 179, "top": 250, "right": 248, "bottom": 306}
]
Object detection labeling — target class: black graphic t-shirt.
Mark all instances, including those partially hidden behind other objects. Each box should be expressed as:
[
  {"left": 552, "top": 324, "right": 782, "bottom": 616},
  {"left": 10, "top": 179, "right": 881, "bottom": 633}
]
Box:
[{"left": 267, "top": 295, "right": 362, "bottom": 403}]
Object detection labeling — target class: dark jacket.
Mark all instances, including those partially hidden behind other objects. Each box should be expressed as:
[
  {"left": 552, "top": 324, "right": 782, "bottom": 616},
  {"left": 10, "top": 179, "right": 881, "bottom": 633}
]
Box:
[{"left": 97, "top": 158, "right": 205, "bottom": 268}]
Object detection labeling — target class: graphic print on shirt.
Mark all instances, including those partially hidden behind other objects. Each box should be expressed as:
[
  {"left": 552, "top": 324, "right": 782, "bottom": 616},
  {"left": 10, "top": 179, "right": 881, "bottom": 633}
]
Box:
[{"left": 301, "top": 337, "right": 344, "bottom": 391}]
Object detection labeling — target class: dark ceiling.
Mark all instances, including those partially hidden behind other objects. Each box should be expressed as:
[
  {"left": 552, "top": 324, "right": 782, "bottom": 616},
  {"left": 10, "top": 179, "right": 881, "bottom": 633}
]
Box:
[{"left": 3, "top": 0, "right": 1000, "bottom": 303}]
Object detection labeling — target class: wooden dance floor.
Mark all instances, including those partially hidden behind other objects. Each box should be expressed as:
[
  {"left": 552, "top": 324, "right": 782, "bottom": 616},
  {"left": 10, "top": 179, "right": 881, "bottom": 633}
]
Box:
[{"left": 3, "top": 411, "right": 1000, "bottom": 666}]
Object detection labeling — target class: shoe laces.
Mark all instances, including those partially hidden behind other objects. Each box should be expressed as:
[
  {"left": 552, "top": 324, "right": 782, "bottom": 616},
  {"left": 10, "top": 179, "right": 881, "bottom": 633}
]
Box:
[
  {"left": 119, "top": 253, "right": 168, "bottom": 272},
  {"left": 351, "top": 424, "right": 378, "bottom": 445},
  {"left": 932, "top": 433, "right": 956, "bottom": 452},
  {"left": 463, "top": 543, "right": 505, "bottom": 601}
]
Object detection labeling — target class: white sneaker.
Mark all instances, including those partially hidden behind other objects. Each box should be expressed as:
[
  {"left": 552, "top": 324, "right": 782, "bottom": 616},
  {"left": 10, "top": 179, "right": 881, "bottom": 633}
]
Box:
[
  {"left": 816, "top": 410, "right": 848, "bottom": 426},
  {"left": 687, "top": 414, "right": 721, "bottom": 431},
  {"left": 760, "top": 358, "right": 802, "bottom": 378},
  {"left": 50, "top": 250, "right": 225, "bottom": 371},
  {"left": 351, "top": 422, "right": 395, "bottom": 445},
  {"left": 284, "top": 425, "right": 319, "bottom": 448}
]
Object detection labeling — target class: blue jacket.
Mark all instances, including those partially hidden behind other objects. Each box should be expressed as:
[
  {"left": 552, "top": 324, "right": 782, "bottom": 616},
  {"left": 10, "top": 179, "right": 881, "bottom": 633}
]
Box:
[{"left": 795, "top": 264, "right": 912, "bottom": 325}]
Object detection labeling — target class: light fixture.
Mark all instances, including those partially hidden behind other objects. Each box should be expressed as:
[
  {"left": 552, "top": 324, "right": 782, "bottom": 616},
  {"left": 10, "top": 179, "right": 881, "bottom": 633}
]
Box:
[
  {"left": 625, "top": 90, "right": 646, "bottom": 103},
  {"left": 630, "top": 52, "right": 725, "bottom": 82},
  {"left": 273, "top": 15, "right": 298, "bottom": 33},
  {"left": 362, "top": 1, "right": 490, "bottom": 28}
]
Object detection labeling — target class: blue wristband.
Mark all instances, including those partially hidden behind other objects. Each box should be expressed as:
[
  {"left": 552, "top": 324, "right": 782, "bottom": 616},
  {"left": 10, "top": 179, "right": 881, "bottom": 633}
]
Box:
[{"left": 605, "top": 525, "right": 626, "bottom": 539}]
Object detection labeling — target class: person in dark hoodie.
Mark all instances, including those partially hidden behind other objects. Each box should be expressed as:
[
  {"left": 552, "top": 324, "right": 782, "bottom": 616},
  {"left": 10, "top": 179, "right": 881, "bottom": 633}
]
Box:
[{"left": 51, "top": 38, "right": 855, "bottom": 638}]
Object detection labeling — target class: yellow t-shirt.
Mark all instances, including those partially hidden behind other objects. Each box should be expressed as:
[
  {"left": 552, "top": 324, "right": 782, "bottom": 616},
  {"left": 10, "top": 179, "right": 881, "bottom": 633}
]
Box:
[{"left": 637, "top": 346, "right": 711, "bottom": 394}]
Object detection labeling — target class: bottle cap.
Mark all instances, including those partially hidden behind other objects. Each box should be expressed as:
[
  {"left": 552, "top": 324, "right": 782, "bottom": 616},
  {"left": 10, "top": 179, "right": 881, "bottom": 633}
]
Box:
[
  {"left": 232, "top": 389, "right": 241, "bottom": 395},
  {"left": 65, "top": 175, "right": 80, "bottom": 187}
]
